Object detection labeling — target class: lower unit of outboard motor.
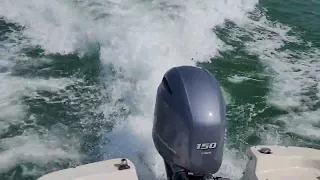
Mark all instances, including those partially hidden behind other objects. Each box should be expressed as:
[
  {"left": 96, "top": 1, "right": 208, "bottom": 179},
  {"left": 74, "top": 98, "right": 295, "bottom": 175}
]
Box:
[{"left": 152, "top": 66, "right": 229, "bottom": 180}]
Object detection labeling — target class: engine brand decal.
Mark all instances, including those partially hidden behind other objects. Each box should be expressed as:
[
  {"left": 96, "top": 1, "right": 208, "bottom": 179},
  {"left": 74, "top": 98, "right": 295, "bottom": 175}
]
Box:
[{"left": 196, "top": 143, "right": 217, "bottom": 150}]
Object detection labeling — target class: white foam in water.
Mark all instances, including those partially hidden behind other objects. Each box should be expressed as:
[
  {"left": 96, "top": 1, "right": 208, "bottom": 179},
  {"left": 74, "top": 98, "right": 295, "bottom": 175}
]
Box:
[
  {"left": 0, "top": 0, "right": 260, "bottom": 179},
  {"left": 0, "top": 74, "right": 80, "bottom": 173},
  {"left": 232, "top": 12, "right": 320, "bottom": 141},
  {"left": 0, "top": 132, "right": 80, "bottom": 173},
  {"left": 0, "top": 30, "right": 82, "bottom": 174},
  {"left": 0, "top": 0, "right": 96, "bottom": 55},
  {"left": 227, "top": 75, "right": 257, "bottom": 84}
]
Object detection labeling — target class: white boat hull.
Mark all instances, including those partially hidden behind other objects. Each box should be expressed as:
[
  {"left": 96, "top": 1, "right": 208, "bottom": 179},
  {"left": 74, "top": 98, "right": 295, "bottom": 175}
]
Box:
[
  {"left": 37, "top": 158, "right": 139, "bottom": 180},
  {"left": 37, "top": 145, "right": 320, "bottom": 180},
  {"left": 241, "top": 145, "right": 320, "bottom": 180}
]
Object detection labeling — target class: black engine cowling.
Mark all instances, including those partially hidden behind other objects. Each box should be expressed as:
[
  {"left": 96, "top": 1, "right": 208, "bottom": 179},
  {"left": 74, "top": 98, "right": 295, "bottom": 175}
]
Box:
[{"left": 152, "top": 65, "right": 227, "bottom": 179}]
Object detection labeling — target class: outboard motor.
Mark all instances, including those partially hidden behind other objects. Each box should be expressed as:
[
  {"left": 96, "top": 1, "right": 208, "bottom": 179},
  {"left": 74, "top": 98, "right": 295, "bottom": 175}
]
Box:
[{"left": 152, "top": 66, "right": 227, "bottom": 180}]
